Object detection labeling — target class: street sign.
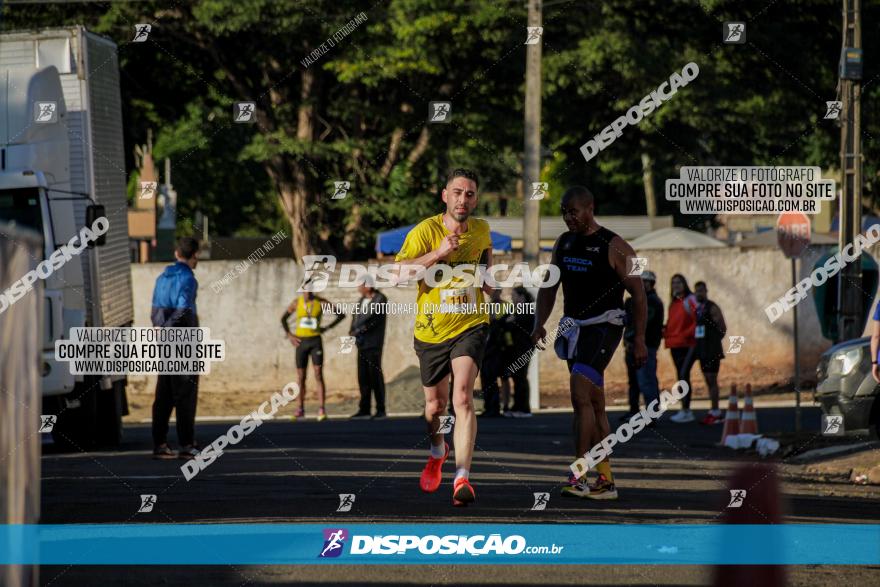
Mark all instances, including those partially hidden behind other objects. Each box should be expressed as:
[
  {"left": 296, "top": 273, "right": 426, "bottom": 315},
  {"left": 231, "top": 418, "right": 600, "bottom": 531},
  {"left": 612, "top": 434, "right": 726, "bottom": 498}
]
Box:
[{"left": 776, "top": 212, "right": 811, "bottom": 258}]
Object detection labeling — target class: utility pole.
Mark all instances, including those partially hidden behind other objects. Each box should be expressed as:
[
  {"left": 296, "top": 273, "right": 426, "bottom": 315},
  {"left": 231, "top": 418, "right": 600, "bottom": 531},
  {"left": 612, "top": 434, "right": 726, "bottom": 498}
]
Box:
[
  {"left": 524, "top": 0, "right": 542, "bottom": 411},
  {"left": 523, "top": 0, "right": 542, "bottom": 267},
  {"left": 837, "top": 0, "right": 863, "bottom": 342}
]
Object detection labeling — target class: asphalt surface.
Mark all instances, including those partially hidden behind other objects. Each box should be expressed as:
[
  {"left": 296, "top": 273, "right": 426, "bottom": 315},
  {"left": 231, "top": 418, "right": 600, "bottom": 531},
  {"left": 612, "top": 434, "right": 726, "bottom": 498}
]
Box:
[{"left": 38, "top": 406, "right": 880, "bottom": 586}]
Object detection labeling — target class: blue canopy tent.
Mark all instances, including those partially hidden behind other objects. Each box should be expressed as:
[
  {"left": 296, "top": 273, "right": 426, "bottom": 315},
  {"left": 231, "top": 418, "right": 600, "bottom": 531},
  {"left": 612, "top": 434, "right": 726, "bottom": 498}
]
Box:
[{"left": 375, "top": 224, "right": 512, "bottom": 255}]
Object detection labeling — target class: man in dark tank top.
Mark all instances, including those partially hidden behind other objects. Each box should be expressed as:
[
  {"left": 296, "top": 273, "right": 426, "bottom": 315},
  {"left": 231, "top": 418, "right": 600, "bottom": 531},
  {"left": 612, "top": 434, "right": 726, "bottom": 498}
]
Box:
[{"left": 532, "top": 186, "right": 647, "bottom": 500}]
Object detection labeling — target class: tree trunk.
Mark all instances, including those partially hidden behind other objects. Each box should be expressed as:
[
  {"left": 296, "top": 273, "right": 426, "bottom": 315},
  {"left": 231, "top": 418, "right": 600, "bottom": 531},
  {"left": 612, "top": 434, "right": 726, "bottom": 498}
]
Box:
[
  {"left": 641, "top": 144, "right": 657, "bottom": 218},
  {"left": 275, "top": 68, "right": 316, "bottom": 260}
]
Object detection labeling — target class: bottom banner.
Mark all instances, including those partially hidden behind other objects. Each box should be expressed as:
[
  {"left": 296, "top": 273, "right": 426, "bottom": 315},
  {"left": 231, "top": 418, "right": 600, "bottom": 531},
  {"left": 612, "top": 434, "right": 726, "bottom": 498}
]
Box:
[{"left": 1, "top": 524, "right": 878, "bottom": 565}]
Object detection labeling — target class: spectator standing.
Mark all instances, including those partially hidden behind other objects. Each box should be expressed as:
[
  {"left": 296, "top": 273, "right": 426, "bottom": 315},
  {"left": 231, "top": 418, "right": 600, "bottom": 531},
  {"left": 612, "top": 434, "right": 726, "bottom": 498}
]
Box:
[
  {"left": 664, "top": 273, "right": 698, "bottom": 423},
  {"left": 150, "top": 237, "right": 201, "bottom": 460},
  {"left": 349, "top": 276, "right": 388, "bottom": 419},
  {"left": 505, "top": 287, "right": 535, "bottom": 418},
  {"left": 621, "top": 270, "right": 664, "bottom": 422},
  {"left": 694, "top": 281, "right": 727, "bottom": 425}
]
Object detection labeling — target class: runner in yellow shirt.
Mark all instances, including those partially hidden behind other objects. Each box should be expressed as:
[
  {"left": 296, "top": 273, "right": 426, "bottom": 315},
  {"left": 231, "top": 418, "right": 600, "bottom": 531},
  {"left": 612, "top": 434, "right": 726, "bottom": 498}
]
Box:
[
  {"left": 394, "top": 168, "right": 495, "bottom": 507},
  {"left": 281, "top": 291, "right": 343, "bottom": 421}
]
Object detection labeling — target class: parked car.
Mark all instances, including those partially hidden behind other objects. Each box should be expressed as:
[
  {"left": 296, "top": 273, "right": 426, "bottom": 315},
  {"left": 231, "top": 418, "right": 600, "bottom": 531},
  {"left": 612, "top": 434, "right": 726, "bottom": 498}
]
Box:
[{"left": 815, "top": 336, "right": 880, "bottom": 438}]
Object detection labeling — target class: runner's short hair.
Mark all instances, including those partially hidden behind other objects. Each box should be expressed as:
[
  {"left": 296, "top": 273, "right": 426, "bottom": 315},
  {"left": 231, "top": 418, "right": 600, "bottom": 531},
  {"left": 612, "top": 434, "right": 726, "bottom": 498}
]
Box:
[
  {"left": 561, "top": 185, "right": 594, "bottom": 207},
  {"left": 176, "top": 237, "right": 200, "bottom": 260},
  {"left": 446, "top": 168, "right": 479, "bottom": 189},
  {"left": 695, "top": 281, "right": 707, "bottom": 289}
]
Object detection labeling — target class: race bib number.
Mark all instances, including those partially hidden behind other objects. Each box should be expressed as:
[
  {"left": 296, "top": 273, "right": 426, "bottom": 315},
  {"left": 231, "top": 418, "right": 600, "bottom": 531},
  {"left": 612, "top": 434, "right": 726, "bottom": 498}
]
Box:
[
  {"left": 299, "top": 317, "right": 318, "bottom": 330},
  {"left": 695, "top": 325, "right": 706, "bottom": 339},
  {"left": 440, "top": 287, "right": 476, "bottom": 313}
]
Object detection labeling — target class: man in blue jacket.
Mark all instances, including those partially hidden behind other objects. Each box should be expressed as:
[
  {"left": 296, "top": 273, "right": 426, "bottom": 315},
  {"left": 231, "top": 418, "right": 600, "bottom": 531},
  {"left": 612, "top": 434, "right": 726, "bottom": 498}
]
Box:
[{"left": 150, "top": 237, "right": 201, "bottom": 460}]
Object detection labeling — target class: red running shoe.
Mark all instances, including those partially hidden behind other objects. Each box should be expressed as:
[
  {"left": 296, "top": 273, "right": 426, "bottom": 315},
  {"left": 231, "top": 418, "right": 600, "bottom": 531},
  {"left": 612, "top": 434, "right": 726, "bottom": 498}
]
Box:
[
  {"left": 452, "top": 477, "right": 475, "bottom": 507},
  {"left": 419, "top": 442, "right": 449, "bottom": 493}
]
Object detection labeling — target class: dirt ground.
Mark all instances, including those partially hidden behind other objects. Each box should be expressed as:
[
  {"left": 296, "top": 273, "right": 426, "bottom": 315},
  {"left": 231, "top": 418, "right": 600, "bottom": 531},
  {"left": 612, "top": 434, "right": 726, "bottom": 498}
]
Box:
[{"left": 125, "top": 380, "right": 813, "bottom": 422}]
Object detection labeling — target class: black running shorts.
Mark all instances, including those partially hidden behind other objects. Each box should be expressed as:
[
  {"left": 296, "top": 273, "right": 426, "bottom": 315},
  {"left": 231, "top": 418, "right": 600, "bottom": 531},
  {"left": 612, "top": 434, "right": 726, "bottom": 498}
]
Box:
[
  {"left": 700, "top": 356, "right": 721, "bottom": 374},
  {"left": 413, "top": 324, "right": 488, "bottom": 387},
  {"left": 565, "top": 324, "right": 624, "bottom": 374},
  {"left": 295, "top": 336, "right": 324, "bottom": 368}
]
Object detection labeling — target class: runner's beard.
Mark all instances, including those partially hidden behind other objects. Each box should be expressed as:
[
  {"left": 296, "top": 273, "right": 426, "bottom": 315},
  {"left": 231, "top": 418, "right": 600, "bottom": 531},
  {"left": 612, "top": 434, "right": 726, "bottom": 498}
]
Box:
[{"left": 451, "top": 209, "right": 471, "bottom": 222}]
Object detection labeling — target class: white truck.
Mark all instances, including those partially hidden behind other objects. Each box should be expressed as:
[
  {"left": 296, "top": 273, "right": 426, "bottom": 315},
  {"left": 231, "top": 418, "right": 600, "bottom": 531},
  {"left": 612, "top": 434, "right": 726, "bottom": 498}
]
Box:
[{"left": 0, "top": 26, "right": 134, "bottom": 448}]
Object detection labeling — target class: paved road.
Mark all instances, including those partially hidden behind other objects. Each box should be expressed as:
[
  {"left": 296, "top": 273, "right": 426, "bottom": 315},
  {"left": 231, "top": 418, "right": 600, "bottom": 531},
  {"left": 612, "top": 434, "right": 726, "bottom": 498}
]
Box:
[{"left": 39, "top": 406, "right": 880, "bottom": 585}]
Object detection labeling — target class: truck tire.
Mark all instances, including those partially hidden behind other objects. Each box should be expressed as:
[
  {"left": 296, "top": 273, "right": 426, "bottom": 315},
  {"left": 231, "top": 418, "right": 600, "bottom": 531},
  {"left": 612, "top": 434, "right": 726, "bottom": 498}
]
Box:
[
  {"left": 96, "top": 381, "right": 126, "bottom": 447},
  {"left": 51, "top": 380, "right": 98, "bottom": 451}
]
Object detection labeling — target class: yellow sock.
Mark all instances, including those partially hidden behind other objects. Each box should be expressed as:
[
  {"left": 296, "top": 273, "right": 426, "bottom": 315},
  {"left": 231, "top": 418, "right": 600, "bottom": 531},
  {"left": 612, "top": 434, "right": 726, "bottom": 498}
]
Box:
[{"left": 595, "top": 460, "right": 613, "bottom": 483}]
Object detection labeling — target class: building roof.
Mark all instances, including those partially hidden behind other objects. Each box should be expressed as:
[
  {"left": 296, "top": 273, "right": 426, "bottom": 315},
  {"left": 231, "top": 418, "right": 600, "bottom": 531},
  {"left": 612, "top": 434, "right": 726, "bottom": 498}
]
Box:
[
  {"left": 630, "top": 227, "right": 728, "bottom": 250},
  {"left": 484, "top": 215, "right": 673, "bottom": 242}
]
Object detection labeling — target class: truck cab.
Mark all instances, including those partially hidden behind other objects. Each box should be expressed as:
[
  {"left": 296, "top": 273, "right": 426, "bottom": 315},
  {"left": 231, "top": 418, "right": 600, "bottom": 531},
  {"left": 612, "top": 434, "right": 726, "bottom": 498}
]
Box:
[{"left": 1, "top": 27, "right": 134, "bottom": 448}]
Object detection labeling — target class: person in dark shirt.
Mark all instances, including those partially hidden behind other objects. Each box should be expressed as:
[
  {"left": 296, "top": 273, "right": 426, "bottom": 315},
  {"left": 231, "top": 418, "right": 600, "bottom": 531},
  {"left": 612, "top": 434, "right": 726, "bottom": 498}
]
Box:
[
  {"left": 349, "top": 276, "right": 388, "bottom": 419},
  {"left": 694, "top": 281, "right": 727, "bottom": 425},
  {"left": 479, "top": 289, "right": 510, "bottom": 417},
  {"left": 505, "top": 286, "right": 535, "bottom": 417},
  {"left": 621, "top": 271, "right": 664, "bottom": 421}
]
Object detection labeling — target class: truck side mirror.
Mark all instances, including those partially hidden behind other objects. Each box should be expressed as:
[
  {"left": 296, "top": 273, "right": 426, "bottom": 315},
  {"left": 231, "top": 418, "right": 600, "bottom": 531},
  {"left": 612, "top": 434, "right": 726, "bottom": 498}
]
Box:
[{"left": 85, "top": 204, "right": 107, "bottom": 247}]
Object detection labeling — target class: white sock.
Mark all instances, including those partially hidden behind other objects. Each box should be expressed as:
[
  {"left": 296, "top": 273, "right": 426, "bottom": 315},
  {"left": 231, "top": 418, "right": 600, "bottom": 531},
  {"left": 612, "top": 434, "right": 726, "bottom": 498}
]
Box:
[
  {"left": 430, "top": 441, "right": 445, "bottom": 459},
  {"left": 454, "top": 468, "right": 469, "bottom": 482}
]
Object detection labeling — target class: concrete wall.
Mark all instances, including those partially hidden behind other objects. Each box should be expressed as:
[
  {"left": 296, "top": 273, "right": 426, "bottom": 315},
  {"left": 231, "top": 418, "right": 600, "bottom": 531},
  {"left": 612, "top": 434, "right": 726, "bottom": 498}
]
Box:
[{"left": 130, "top": 244, "right": 874, "bottom": 402}]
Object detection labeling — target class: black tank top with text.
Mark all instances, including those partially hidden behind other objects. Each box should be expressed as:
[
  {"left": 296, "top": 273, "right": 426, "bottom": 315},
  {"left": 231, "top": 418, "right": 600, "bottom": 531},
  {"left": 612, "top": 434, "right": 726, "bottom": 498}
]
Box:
[{"left": 557, "top": 227, "right": 624, "bottom": 320}]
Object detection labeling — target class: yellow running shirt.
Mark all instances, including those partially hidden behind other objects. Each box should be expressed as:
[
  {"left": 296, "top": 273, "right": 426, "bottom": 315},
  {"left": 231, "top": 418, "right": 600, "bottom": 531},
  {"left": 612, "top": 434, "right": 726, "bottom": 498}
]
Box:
[
  {"left": 395, "top": 214, "right": 492, "bottom": 344},
  {"left": 293, "top": 296, "right": 323, "bottom": 338}
]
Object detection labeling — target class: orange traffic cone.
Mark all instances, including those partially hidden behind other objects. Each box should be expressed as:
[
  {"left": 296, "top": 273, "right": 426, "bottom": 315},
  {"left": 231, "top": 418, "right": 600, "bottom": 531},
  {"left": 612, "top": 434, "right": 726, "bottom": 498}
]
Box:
[
  {"left": 740, "top": 383, "right": 759, "bottom": 435},
  {"left": 720, "top": 385, "right": 740, "bottom": 445}
]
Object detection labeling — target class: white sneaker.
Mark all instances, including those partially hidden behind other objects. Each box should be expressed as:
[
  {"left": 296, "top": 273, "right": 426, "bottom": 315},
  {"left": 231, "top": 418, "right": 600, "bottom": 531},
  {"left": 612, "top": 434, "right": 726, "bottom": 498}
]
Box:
[
  {"left": 670, "top": 410, "right": 695, "bottom": 423},
  {"left": 512, "top": 411, "right": 532, "bottom": 418}
]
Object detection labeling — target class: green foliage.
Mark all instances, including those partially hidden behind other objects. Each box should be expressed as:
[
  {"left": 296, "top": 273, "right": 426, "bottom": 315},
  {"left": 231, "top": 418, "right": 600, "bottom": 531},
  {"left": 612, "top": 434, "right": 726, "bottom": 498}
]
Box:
[{"left": 4, "top": 0, "right": 880, "bottom": 255}]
